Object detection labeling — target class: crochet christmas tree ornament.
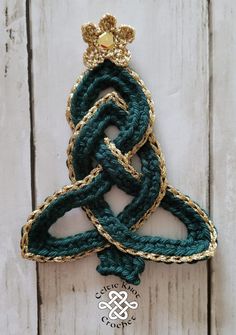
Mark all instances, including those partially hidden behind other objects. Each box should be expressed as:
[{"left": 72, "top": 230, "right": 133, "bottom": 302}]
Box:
[{"left": 21, "top": 14, "right": 217, "bottom": 285}]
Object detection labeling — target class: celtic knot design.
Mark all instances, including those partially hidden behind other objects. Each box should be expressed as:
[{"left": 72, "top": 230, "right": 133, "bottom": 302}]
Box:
[
  {"left": 21, "top": 15, "right": 217, "bottom": 285},
  {"left": 99, "top": 291, "right": 138, "bottom": 320}
]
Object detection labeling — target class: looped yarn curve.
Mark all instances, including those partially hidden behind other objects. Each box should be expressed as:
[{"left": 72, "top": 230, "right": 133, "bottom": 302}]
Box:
[{"left": 21, "top": 37, "right": 217, "bottom": 286}]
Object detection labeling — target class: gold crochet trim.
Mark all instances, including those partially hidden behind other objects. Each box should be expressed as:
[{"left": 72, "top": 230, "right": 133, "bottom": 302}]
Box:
[
  {"left": 104, "top": 137, "right": 141, "bottom": 180},
  {"left": 21, "top": 65, "right": 217, "bottom": 264},
  {"left": 87, "top": 185, "right": 217, "bottom": 263}
]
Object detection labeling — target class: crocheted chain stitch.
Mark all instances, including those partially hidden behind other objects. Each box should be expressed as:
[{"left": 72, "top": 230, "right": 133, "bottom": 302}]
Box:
[{"left": 21, "top": 60, "right": 217, "bottom": 285}]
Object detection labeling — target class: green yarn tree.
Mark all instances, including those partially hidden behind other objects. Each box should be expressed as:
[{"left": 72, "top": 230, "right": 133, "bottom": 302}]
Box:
[{"left": 21, "top": 14, "right": 217, "bottom": 285}]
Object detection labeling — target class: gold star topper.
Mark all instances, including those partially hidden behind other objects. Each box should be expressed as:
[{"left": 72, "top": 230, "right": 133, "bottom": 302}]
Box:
[{"left": 82, "top": 14, "right": 135, "bottom": 69}]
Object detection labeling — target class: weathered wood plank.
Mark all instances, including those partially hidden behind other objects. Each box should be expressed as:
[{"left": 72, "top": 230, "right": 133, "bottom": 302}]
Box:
[
  {"left": 211, "top": 1, "right": 236, "bottom": 334},
  {"left": 31, "top": 1, "right": 209, "bottom": 334},
  {"left": 0, "top": 1, "right": 37, "bottom": 334}
]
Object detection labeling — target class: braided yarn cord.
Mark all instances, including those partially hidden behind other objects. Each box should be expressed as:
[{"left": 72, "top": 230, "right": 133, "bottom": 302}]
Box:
[{"left": 21, "top": 60, "right": 217, "bottom": 285}]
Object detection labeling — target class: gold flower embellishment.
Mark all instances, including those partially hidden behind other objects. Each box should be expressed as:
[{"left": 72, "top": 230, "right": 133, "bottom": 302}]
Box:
[{"left": 82, "top": 14, "right": 135, "bottom": 69}]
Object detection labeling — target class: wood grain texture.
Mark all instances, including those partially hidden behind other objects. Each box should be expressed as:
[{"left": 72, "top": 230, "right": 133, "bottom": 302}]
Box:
[
  {"left": 0, "top": 1, "right": 37, "bottom": 334},
  {"left": 30, "top": 0, "right": 210, "bottom": 334},
  {"left": 211, "top": 1, "right": 236, "bottom": 334}
]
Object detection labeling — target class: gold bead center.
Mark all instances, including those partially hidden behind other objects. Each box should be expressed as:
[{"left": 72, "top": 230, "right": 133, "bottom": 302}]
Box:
[{"left": 98, "top": 32, "right": 114, "bottom": 49}]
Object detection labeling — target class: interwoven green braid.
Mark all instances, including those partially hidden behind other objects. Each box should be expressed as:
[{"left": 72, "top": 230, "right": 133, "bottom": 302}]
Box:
[{"left": 21, "top": 60, "right": 217, "bottom": 285}]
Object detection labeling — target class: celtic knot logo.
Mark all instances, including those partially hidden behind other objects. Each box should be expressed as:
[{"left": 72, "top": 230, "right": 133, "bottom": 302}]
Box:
[{"left": 98, "top": 290, "right": 138, "bottom": 320}]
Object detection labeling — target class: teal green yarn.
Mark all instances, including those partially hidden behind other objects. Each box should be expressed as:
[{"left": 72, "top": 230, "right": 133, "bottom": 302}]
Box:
[
  {"left": 97, "top": 247, "right": 145, "bottom": 286},
  {"left": 22, "top": 60, "right": 217, "bottom": 285}
]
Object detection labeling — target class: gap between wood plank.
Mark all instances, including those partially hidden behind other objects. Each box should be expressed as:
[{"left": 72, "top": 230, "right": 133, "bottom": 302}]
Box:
[
  {"left": 207, "top": 1, "right": 213, "bottom": 335},
  {"left": 26, "top": 1, "right": 41, "bottom": 334}
]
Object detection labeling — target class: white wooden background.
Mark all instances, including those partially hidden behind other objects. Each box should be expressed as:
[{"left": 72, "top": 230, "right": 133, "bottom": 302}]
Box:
[{"left": 0, "top": 0, "right": 235, "bottom": 334}]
